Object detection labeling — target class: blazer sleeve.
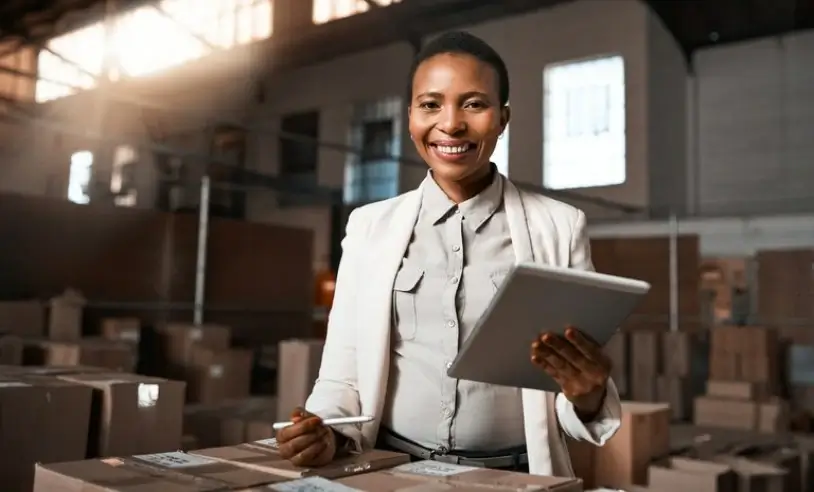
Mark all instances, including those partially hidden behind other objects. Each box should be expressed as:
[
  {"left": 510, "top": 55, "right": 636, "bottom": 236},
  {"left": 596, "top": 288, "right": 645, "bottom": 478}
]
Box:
[
  {"left": 305, "top": 209, "right": 367, "bottom": 450},
  {"left": 555, "top": 209, "right": 623, "bottom": 446}
]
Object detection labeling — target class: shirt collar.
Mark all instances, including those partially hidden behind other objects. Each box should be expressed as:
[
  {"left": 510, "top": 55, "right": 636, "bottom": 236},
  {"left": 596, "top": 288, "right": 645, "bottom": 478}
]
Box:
[{"left": 422, "top": 165, "right": 504, "bottom": 231}]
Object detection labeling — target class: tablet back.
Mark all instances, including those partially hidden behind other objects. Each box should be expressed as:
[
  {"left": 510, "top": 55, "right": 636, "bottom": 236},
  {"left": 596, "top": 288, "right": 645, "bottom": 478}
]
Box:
[{"left": 446, "top": 263, "right": 650, "bottom": 392}]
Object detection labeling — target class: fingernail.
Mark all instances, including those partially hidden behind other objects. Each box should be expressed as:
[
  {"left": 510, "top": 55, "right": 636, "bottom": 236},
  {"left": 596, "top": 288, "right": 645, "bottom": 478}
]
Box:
[
  {"left": 566, "top": 328, "right": 576, "bottom": 339},
  {"left": 531, "top": 341, "right": 539, "bottom": 350},
  {"left": 542, "top": 333, "right": 552, "bottom": 343}
]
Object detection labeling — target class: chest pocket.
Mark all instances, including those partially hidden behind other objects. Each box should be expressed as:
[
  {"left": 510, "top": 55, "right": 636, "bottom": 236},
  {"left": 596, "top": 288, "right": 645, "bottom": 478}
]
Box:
[{"left": 392, "top": 265, "right": 424, "bottom": 341}]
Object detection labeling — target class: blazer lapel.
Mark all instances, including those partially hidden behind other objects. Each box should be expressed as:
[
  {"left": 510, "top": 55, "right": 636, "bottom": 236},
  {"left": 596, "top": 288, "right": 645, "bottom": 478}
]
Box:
[
  {"left": 503, "top": 179, "right": 534, "bottom": 264},
  {"left": 358, "top": 183, "right": 423, "bottom": 445}
]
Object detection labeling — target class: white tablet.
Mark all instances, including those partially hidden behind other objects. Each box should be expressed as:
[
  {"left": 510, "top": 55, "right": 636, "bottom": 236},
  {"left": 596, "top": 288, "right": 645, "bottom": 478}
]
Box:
[{"left": 446, "top": 263, "right": 651, "bottom": 392}]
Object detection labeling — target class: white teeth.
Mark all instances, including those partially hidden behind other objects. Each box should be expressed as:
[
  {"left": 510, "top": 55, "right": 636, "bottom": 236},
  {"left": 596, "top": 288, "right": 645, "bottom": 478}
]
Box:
[{"left": 437, "top": 145, "right": 470, "bottom": 154}]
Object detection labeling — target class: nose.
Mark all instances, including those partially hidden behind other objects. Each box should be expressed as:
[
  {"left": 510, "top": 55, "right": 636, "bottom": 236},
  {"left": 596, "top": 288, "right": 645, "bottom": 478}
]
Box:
[{"left": 437, "top": 106, "right": 466, "bottom": 134}]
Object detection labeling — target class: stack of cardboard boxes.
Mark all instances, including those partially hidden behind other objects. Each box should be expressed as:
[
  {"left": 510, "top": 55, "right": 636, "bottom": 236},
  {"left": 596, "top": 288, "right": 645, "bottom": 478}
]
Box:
[
  {"left": 695, "top": 326, "right": 789, "bottom": 432},
  {"left": 630, "top": 331, "right": 661, "bottom": 402},
  {"left": 657, "top": 332, "right": 708, "bottom": 421}
]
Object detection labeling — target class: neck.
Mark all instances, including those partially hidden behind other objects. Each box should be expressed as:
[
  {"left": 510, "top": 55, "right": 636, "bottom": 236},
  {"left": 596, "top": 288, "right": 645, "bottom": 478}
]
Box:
[{"left": 435, "top": 164, "right": 495, "bottom": 204}]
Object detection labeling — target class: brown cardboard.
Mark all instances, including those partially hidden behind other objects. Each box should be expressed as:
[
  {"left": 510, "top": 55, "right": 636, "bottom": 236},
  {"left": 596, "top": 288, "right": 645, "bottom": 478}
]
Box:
[
  {"left": 734, "top": 444, "right": 809, "bottom": 492},
  {"left": 383, "top": 461, "right": 582, "bottom": 491},
  {"left": 190, "top": 441, "right": 410, "bottom": 479},
  {"left": 707, "top": 380, "right": 769, "bottom": 401},
  {"left": 566, "top": 436, "right": 595, "bottom": 489},
  {"left": 48, "top": 289, "right": 85, "bottom": 341},
  {"left": 32, "top": 451, "right": 288, "bottom": 491},
  {"left": 594, "top": 401, "right": 670, "bottom": 488},
  {"left": 758, "top": 399, "right": 790, "bottom": 433},
  {"left": 276, "top": 339, "right": 325, "bottom": 418},
  {"left": 648, "top": 457, "right": 737, "bottom": 492},
  {"left": 0, "top": 334, "right": 23, "bottom": 364},
  {"left": 663, "top": 331, "right": 692, "bottom": 376},
  {"left": 187, "top": 346, "right": 253, "bottom": 404},
  {"left": 164, "top": 323, "right": 231, "bottom": 366},
  {"left": 100, "top": 318, "right": 142, "bottom": 344},
  {"left": 0, "top": 364, "right": 109, "bottom": 376},
  {"left": 603, "top": 332, "right": 628, "bottom": 396},
  {"left": 0, "top": 299, "right": 45, "bottom": 337},
  {"left": 44, "top": 338, "right": 137, "bottom": 372},
  {"left": 59, "top": 372, "right": 186, "bottom": 457},
  {"left": 694, "top": 396, "right": 759, "bottom": 430},
  {"left": 713, "top": 455, "right": 786, "bottom": 492},
  {"left": 0, "top": 374, "right": 92, "bottom": 491}
]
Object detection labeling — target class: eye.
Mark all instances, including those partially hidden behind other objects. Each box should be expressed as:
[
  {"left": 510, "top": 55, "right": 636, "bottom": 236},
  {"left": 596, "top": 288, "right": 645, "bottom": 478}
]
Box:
[
  {"left": 464, "top": 100, "right": 487, "bottom": 110},
  {"left": 418, "top": 101, "right": 440, "bottom": 110}
]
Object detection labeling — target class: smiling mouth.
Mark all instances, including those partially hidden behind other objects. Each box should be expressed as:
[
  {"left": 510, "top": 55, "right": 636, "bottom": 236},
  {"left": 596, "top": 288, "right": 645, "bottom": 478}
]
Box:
[{"left": 430, "top": 143, "right": 476, "bottom": 155}]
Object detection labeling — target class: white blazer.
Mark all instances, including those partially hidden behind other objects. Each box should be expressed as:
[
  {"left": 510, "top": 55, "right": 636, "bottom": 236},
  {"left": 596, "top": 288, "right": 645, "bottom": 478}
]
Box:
[{"left": 305, "top": 176, "right": 622, "bottom": 477}]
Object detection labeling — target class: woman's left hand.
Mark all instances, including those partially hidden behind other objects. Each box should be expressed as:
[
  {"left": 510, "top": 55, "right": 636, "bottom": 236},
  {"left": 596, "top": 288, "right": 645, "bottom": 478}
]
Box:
[{"left": 530, "top": 326, "right": 611, "bottom": 420}]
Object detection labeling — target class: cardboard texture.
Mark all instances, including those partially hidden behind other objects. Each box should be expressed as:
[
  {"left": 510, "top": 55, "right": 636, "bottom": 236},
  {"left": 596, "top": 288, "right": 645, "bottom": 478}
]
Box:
[
  {"left": 59, "top": 372, "right": 186, "bottom": 458},
  {"left": 0, "top": 374, "right": 93, "bottom": 491},
  {"left": 190, "top": 442, "right": 410, "bottom": 480},
  {"left": 185, "top": 397, "right": 277, "bottom": 447},
  {"left": 594, "top": 402, "right": 670, "bottom": 488},
  {"left": 656, "top": 375, "right": 692, "bottom": 421},
  {"left": 603, "top": 332, "right": 628, "bottom": 396},
  {"left": 713, "top": 455, "right": 786, "bottom": 492},
  {"left": 100, "top": 318, "right": 142, "bottom": 344},
  {"left": 0, "top": 299, "right": 45, "bottom": 337},
  {"left": 49, "top": 289, "right": 86, "bottom": 341},
  {"left": 630, "top": 331, "right": 660, "bottom": 402},
  {"left": 32, "top": 451, "right": 288, "bottom": 491},
  {"left": 566, "top": 437, "right": 596, "bottom": 490},
  {"left": 187, "top": 346, "right": 253, "bottom": 404},
  {"left": 0, "top": 364, "right": 109, "bottom": 376},
  {"left": 163, "top": 323, "right": 231, "bottom": 366},
  {"left": 39, "top": 338, "right": 137, "bottom": 372},
  {"left": 382, "top": 461, "right": 583, "bottom": 491},
  {"left": 648, "top": 457, "right": 737, "bottom": 492},
  {"left": 276, "top": 339, "right": 325, "bottom": 418}
]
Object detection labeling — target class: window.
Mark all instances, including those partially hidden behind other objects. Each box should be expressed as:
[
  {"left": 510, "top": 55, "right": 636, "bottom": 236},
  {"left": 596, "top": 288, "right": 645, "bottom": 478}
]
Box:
[
  {"left": 36, "top": 0, "right": 273, "bottom": 102},
  {"left": 542, "top": 55, "right": 625, "bottom": 190},
  {"left": 344, "top": 98, "right": 401, "bottom": 204},
  {"left": 491, "top": 123, "right": 509, "bottom": 176},
  {"left": 68, "top": 151, "right": 93, "bottom": 204},
  {"left": 313, "top": 0, "right": 401, "bottom": 24},
  {"left": 280, "top": 111, "right": 320, "bottom": 176}
]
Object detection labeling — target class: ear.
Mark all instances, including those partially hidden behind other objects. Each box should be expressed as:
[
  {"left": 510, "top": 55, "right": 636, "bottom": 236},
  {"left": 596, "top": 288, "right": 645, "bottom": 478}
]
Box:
[{"left": 500, "top": 105, "right": 511, "bottom": 130}]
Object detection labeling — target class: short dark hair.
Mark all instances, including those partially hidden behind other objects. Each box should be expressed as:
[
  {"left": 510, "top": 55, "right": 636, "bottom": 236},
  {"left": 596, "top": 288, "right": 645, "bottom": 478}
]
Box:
[{"left": 407, "top": 31, "right": 510, "bottom": 107}]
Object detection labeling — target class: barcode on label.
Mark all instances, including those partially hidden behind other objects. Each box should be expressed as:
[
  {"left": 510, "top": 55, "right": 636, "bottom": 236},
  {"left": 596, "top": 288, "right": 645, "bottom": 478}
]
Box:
[
  {"left": 134, "top": 452, "right": 217, "bottom": 469},
  {"left": 270, "top": 477, "right": 361, "bottom": 492},
  {"left": 392, "top": 460, "right": 479, "bottom": 477}
]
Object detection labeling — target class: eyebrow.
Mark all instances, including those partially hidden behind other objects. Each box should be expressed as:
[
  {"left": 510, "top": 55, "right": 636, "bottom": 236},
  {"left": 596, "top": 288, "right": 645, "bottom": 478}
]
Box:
[{"left": 414, "top": 90, "right": 491, "bottom": 101}]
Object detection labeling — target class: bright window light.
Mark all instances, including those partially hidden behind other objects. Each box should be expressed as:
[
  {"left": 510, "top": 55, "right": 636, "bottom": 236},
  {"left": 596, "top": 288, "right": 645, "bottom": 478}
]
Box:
[
  {"left": 542, "top": 55, "right": 626, "bottom": 190},
  {"left": 36, "top": 0, "right": 273, "bottom": 102},
  {"left": 68, "top": 151, "right": 93, "bottom": 204},
  {"left": 491, "top": 123, "right": 509, "bottom": 177},
  {"left": 313, "top": 0, "right": 401, "bottom": 25}
]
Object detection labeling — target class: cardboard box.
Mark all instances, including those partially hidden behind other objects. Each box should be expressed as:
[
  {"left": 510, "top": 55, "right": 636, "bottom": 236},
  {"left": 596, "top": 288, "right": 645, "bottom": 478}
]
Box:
[
  {"left": 0, "top": 300, "right": 45, "bottom": 337},
  {"left": 44, "top": 338, "right": 137, "bottom": 372},
  {"left": 758, "top": 400, "right": 790, "bottom": 433},
  {"left": 59, "top": 372, "right": 186, "bottom": 457},
  {"left": 0, "top": 334, "right": 23, "bottom": 365},
  {"left": 663, "top": 331, "right": 693, "bottom": 376},
  {"left": 340, "top": 460, "right": 583, "bottom": 491},
  {"left": 603, "top": 332, "right": 628, "bottom": 396},
  {"left": 100, "top": 318, "right": 141, "bottom": 344},
  {"left": 0, "top": 364, "right": 109, "bottom": 376},
  {"left": 713, "top": 455, "right": 787, "bottom": 492},
  {"left": 594, "top": 402, "right": 670, "bottom": 487},
  {"left": 190, "top": 441, "right": 410, "bottom": 479},
  {"left": 276, "top": 339, "right": 325, "bottom": 418},
  {"left": 0, "top": 375, "right": 92, "bottom": 491},
  {"left": 187, "top": 346, "right": 253, "bottom": 404},
  {"left": 657, "top": 375, "right": 693, "bottom": 421},
  {"left": 648, "top": 457, "right": 737, "bottom": 492},
  {"left": 48, "top": 289, "right": 85, "bottom": 341},
  {"left": 566, "top": 437, "right": 595, "bottom": 489},
  {"left": 707, "top": 380, "right": 769, "bottom": 401},
  {"left": 694, "top": 396, "right": 759, "bottom": 430},
  {"left": 32, "top": 451, "right": 288, "bottom": 491},
  {"left": 163, "top": 323, "right": 231, "bottom": 366},
  {"left": 184, "top": 397, "right": 277, "bottom": 447}
]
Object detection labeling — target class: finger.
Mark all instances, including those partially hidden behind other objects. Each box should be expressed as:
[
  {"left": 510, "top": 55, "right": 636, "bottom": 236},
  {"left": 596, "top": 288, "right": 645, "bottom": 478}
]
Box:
[
  {"left": 279, "top": 427, "right": 328, "bottom": 460},
  {"left": 541, "top": 333, "right": 595, "bottom": 372},
  {"left": 276, "top": 416, "right": 323, "bottom": 443},
  {"left": 565, "top": 327, "right": 606, "bottom": 363},
  {"left": 291, "top": 439, "right": 328, "bottom": 467},
  {"left": 534, "top": 341, "right": 583, "bottom": 381}
]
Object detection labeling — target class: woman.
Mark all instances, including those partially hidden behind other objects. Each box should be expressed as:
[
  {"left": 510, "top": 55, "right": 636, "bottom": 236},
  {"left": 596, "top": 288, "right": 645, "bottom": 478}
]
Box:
[{"left": 276, "top": 31, "right": 621, "bottom": 477}]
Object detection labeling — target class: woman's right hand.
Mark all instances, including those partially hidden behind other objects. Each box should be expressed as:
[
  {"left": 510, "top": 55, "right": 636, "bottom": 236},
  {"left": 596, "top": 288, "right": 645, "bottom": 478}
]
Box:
[{"left": 275, "top": 407, "right": 337, "bottom": 467}]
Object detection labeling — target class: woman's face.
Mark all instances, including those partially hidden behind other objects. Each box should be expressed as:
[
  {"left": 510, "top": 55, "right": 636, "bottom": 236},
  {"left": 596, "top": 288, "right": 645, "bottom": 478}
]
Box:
[{"left": 409, "top": 53, "right": 509, "bottom": 185}]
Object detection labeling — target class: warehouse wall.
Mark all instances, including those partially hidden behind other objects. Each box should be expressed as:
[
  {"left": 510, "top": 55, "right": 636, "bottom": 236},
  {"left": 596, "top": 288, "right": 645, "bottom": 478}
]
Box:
[{"left": 692, "top": 30, "right": 814, "bottom": 216}]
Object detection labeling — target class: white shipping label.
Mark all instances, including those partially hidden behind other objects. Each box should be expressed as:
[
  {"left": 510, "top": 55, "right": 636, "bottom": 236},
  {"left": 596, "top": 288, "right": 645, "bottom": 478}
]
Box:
[
  {"left": 392, "top": 461, "right": 479, "bottom": 477},
  {"left": 209, "top": 365, "right": 224, "bottom": 378},
  {"left": 137, "top": 383, "right": 159, "bottom": 408},
  {"left": 120, "top": 329, "right": 140, "bottom": 342},
  {"left": 270, "top": 477, "right": 361, "bottom": 492},
  {"left": 134, "top": 452, "right": 217, "bottom": 469}
]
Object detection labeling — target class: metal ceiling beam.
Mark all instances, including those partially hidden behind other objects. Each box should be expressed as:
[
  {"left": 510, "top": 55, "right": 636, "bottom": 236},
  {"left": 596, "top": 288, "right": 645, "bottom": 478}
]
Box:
[{"left": 152, "top": 4, "right": 218, "bottom": 51}]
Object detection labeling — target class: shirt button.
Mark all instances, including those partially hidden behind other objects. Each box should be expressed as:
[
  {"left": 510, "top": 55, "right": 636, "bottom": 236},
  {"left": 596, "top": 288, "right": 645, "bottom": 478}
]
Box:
[
  {"left": 447, "top": 320, "right": 456, "bottom": 328},
  {"left": 452, "top": 245, "right": 461, "bottom": 252},
  {"left": 450, "top": 276, "right": 459, "bottom": 284},
  {"left": 442, "top": 408, "right": 451, "bottom": 418},
  {"left": 445, "top": 361, "right": 452, "bottom": 369}
]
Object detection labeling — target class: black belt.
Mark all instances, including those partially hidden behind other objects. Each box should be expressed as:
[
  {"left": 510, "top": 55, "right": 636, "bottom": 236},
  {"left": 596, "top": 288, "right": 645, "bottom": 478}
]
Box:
[{"left": 380, "top": 429, "right": 528, "bottom": 470}]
